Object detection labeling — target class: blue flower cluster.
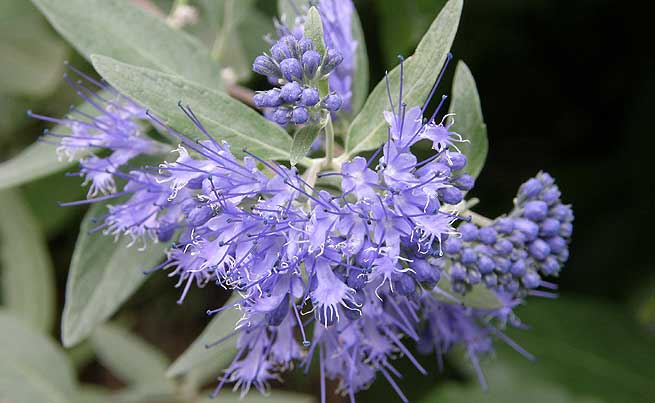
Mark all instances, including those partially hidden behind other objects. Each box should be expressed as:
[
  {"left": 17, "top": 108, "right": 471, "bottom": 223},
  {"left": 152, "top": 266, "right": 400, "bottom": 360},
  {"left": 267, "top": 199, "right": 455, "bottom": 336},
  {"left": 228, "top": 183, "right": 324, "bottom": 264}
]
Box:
[
  {"left": 28, "top": 66, "right": 166, "bottom": 200},
  {"left": 441, "top": 172, "right": 574, "bottom": 296},
  {"left": 32, "top": 2, "right": 574, "bottom": 402},
  {"left": 35, "top": 64, "right": 573, "bottom": 403},
  {"left": 253, "top": 0, "right": 359, "bottom": 125},
  {"left": 253, "top": 34, "right": 343, "bottom": 125}
]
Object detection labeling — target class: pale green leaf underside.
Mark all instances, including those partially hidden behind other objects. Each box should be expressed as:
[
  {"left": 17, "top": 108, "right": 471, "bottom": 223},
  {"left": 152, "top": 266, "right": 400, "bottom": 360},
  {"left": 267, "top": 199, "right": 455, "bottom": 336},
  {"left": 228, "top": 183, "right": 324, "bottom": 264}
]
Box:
[
  {"left": 278, "top": 0, "right": 307, "bottom": 22},
  {"left": 91, "top": 55, "right": 293, "bottom": 161},
  {"left": 0, "top": 189, "right": 56, "bottom": 332},
  {"left": 0, "top": 311, "right": 76, "bottom": 403},
  {"left": 31, "top": 0, "right": 221, "bottom": 89},
  {"left": 305, "top": 7, "right": 326, "bottom": 57},
  {"left": 345, "top": 0, "right": 462, "bottom": 156},
  {"left": 62, "top": 203, "right": 167, "bottom": 347},
  {"left": 448, "top": 61, "right": 488, "bottom": 179},
  {"left": 291, "top": 125, "right": 322, "bottom": 166},
  {"left": 91, "top": 323, "right": 171, "bottom": 386}
]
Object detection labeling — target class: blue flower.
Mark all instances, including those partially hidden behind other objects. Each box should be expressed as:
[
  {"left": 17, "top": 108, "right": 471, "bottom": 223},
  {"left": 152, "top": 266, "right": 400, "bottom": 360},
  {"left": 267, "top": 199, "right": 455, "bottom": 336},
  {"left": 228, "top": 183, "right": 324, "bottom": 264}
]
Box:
[
  {"left": 43, "top": 55, "right": 573, "bottom": 402},
  {"left": 253, "top": 33, "right": 344, "bottom": 125}
]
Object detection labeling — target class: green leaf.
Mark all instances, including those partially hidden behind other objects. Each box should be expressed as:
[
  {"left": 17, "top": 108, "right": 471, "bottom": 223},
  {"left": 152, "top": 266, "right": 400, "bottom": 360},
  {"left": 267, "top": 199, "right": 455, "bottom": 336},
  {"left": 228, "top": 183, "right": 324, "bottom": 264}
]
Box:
[
  {"left": 0, "top": 0, "right": 67, "bottom": 97},
  {"left": 0, "top": 311, "right": 77, "bottom": 403},
  {"left": 350, "top": 8, "right": 369, "bottom": 115},
  {"left": 111, "top": 382, "right": 176, "bottom": 403},
  {"left": 61, "top": 203, "right": 167, "bottom": 347},
  {"left": 0, "top": 189, "right": 56, "bottom": 333},
  {"left": 345, "top": 0, "right": 462, "bottom": 157},
  {"left": 448, "top": 61, "right": 488, "bottom": 179},
  {"left": 23, "top": 173, "right": 86, "bottom": 237},
  {"left": 501, "top": 296, "right": 655, "bottom": 403},
  {"left": 277, "top": 0, "right": 307, "bottom": 23},
  {"left": 91, "top": 323, "right": 171, "bottom": 386},
  {"left": 421, "top": 360, "right": 603, "bottom": 403},
  {"left": 291, "top": 125, "right": 322, "bottom": 166},
  {"left": 167, "top": 294, "right": 242, "bottom": 386},
  {"left": 435, "top": 277, "right": 502, "bottom": 310},
  {"left": 0, "top": 141, "right": 73, "bottom": 190},
  {"left": 377, "top": 0, "right": 448, "bottom": 67},
  {"left": 76, "top": 385, "right": 113, "bottom": 403},
  {"left": 201, "top": 0, "right": 272, "bottom": 83},
  {"left": 195, "top": 389, "right": 315, "bottom": 403},
  {"left": 30, "top": 0, "right": 221, "bottom": 89},
  {"left": 91, "top": 55, "right": 294, "bottom": 162},
  {"left": 305, "top": 7, "right": 326, "bottom": 57}
]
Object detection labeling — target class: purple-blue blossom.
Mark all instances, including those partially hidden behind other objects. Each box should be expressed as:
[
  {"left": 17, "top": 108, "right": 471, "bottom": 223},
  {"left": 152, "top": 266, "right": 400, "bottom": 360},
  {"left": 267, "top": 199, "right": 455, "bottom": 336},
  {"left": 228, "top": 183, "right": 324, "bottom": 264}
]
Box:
[
  {"left": 253, "top": 32, "right": 344, "bottom": 126},
  {"left": 37, "top": 37, "right": 573, "bottom": 403}
]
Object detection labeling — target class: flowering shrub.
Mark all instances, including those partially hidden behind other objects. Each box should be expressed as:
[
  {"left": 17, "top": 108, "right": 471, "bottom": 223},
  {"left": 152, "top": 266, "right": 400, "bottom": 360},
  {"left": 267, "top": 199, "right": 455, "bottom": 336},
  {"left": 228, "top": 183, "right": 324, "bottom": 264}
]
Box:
[{"left": 3, "top": 1, "right": 614, "bottom": 403}]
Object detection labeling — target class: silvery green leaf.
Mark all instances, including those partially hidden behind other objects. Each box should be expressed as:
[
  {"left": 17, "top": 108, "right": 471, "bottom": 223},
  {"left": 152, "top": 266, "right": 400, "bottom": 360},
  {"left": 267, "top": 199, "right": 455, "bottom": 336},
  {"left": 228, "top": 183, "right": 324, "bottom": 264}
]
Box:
[
  {"left": 278, "top": 0, "right": 307, "bottom": 23},
  {"left": 30, "top": 0, "right": 221, "bottom": 89},
  {"left": 91, "top": 323, "right": 171, "bottom": 386},
  {"left": 0, "top": 189, "right": 56, "bottom": 332},
  {"left": 195, "top": 389, "right": 315, "bottom": 403},
  {"left": 305, "top": 7, "right": 326, "bottom": 57},
  {"left": 167, "top": 294, "right": 242, "bottom": 386},
  {"left": 291, "top": 125, "right": 321, "bottom": 166},
  {"left": 111, "top": 382, "right": 176, "bottom": 403},
  {"left": 0, "top": 142, "right": 73, "bottom": 190},
  {"left": 0, "top": 0, "right": 67, "bottom": 97},
  {"left": 0, "top": 311, "right": 77, "bottom": 403},
  {"left": 62, "top": 203, "right": 167, "bottom": 347},
  {"left": 91, "top": 55, "right": 294, "bottom": 162},
  {"left": 200, "top": 0, "right": 272, "bottom": 83},
  {"left": 448, "top": 61, "right": 488, "bottom": 179},
  {"left": 345, "top": 0, "right": 462, "bottom": 157},
  {"left": 376, "top": 0, "right": 448, "bottom": 67}
]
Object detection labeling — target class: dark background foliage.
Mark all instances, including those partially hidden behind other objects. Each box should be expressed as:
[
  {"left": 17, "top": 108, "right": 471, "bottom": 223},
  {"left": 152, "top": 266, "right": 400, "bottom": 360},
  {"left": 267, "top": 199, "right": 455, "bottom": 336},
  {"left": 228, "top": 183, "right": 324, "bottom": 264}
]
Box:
[{"left": 0, "top": 0, "right": 653, "bottom": 402}]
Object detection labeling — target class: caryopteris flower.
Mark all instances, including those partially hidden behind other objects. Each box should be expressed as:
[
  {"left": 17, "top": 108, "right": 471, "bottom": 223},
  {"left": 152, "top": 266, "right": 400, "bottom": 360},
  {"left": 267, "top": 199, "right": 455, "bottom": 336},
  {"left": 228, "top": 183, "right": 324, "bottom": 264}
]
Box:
[
  {"left": 253, "top": 33, "right": 343, "bottom": 125},
  {"left": 29, "top": 65, "right": 168, "bottom": 198},
  {"left": 254, "top": 0, "right": 360, "bottom": 125},
  {"left": 35, "top": 4, "right": 573, "bottom": 403}
]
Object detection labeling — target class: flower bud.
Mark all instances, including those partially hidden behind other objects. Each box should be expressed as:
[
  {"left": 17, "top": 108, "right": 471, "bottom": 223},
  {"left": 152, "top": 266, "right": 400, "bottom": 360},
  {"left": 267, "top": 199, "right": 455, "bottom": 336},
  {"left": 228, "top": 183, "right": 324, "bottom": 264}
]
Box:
[
  {"left": 302, "top": 50, "right": 321, "bottom": 77},
  {"left": 280, "top": 58, "right": 304, "bottom": 82},
  {"left": 272, "top": 107, "right": 290, "bottom": 125},
  {"left": 321, "top": 48, "right": 343, "bottom": 75},
  {"left": 323, "top": 94, "right": 342, "bottom": 111},
  {"left": 291, "top": 107, "right": 310, "bottom": 124},
  {"left": 252, "top": 55, "right": 280, "bottom": 77},
  {"left": 300, "top": 87, "right": 320, "bottom": 107},
  {"left": 280, "top": 82, "right": 302, "bottom": 102}
]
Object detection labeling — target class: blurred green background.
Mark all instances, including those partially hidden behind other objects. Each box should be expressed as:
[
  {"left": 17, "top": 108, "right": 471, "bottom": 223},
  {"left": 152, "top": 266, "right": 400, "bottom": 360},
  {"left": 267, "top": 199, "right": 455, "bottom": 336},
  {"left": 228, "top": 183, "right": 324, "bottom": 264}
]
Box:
[{"left": 0, "top": 0, "right": 653, "bottom": 402}]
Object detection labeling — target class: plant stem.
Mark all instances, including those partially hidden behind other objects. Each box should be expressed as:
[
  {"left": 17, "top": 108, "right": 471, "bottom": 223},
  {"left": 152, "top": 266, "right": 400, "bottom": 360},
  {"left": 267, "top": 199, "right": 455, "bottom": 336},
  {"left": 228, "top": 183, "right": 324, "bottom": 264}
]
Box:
[
  {"left": 325, "top": 117, "right": 335, "bottom": 169},
  {"left": 467, "top": 210, "right": 493, "bottom": 227}
]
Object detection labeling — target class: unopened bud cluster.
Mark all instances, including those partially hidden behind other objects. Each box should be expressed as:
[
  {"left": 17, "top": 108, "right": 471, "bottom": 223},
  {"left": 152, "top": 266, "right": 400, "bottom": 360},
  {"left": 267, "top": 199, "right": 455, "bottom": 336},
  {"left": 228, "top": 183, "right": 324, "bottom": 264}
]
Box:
[{"left": 253, "top": 34, "right": 343, "bottom": 125}]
